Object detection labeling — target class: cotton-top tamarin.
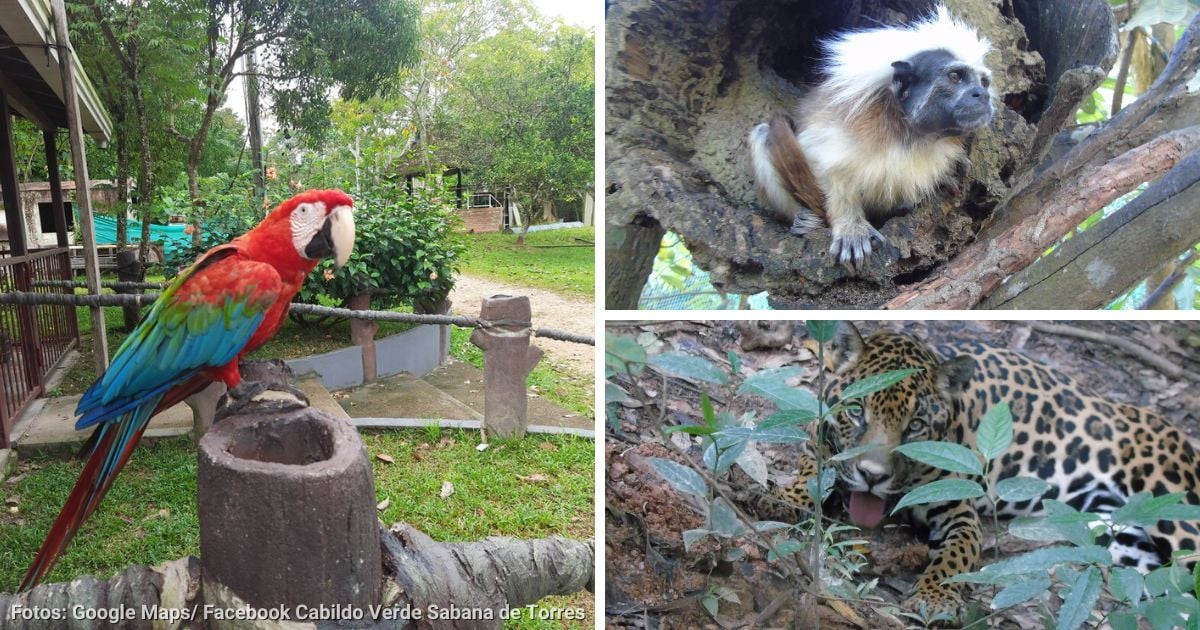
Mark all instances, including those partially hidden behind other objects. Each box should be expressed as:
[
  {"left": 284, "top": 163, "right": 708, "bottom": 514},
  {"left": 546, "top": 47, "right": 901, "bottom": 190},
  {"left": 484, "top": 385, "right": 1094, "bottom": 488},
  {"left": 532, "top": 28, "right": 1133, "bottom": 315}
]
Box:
[{"left": 748, "top": 5, "right": 994, "bottom": 274}]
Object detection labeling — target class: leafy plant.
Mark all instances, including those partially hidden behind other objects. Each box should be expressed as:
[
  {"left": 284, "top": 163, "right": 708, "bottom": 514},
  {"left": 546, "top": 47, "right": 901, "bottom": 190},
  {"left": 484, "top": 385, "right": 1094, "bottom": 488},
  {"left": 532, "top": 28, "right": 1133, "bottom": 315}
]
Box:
[
  {"left": 894, "top": 404, "right": 1200, "bottom": 630},
  {"left": 604, "top": 321, "right": 919, "bottom": 616}
]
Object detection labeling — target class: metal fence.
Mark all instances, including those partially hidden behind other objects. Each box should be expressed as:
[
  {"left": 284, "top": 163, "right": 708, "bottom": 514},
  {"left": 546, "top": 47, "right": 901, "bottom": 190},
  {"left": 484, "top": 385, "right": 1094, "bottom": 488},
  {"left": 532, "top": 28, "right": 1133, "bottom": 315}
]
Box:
[{"left": 0, "top": 247, "right": 79, "bottom": 444}]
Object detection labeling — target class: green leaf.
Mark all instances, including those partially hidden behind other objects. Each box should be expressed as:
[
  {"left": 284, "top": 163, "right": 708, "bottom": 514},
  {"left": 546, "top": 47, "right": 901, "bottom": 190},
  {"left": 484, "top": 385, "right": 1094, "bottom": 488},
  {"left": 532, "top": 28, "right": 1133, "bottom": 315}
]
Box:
[
  {"left": 806, "top": 320, "right": 839, "bottom": 343},
  {"left": 605, "top": 382, "right": 635, "bottom": 406},
  {"left": 839, "top": 369, "right": 921, "bottom": 401},
  {"left": 891, "top": 479, "right": 984, "bottom": 514},
  {"left": 758, "top": 409, "right": 819, "bottom": 429},
  {"left": 737, "top": 368, "right": 820, "bottom": 413},
  {"left": 996, "top": 476, "right": 1052, "bottom": 503},
  {"left": 976, "top": 402, "right": 1013, "bottom": 461},
  {"left": 992, "top": 575, "right": 1051, "bottom": 610},
  {"left": 894, "top": 441, "right": 983, "bottom": 476},
  {"left": 830, "top": 443, "right": 887, "bottom": 462},
  {"left": 1113, "top": 492, "right": 1200, "bottom": 527},
  {"left": 1008, "top": 511, "right": 1097, "bottom": 547},
  {"left": 807, "top": 468, "right": 837, "bottom": 504},
  {"left": 767, "top": 538, "right": 805, "bottom": 561},
  {"left": 753, "top": 521, "right": 793, "bottom": 532},
  {"left": 700, "top": 392, "right": 717, "bottom": 427},
  {"left": 961, "top": 545, "right": 1111, "bottom": 579},
  {"left": 703, "top": 436, "right": 746, "bottom": 474},
  {"left": 662, "top": 423, "right": 715, "bottom": 437},
  {"left": 709, "top": 497, "right": 747, "bottom": 537},
  {"left": 716, "top": 426, "right": 809, "bottom": 444},
  {"left": 605, "top": 334, "right": 646, "bottom": 375},
  {"left": 1110, "top": 566, "right": 1145, "bottom": 604},
  {"left": 727, "top": 350, "right": 741, "bottom": 376},
  {"left": 1110, "top": 611, "right": 1139, "bottom": 630},
  {"left": 646, "top": 457, "right": 707, "bottom": 498},
  {"left": 682, "top": 528, "right": 711, "bottom": 552},
  {"left": 1056, "top": 566, "right": 1102, "bottom": 630},
  {"left": 648, "top": 352, "right": 728, "bottom": 384},
  {"left": 1142, "top": 595, "right": 1199, "bottom": 630}
]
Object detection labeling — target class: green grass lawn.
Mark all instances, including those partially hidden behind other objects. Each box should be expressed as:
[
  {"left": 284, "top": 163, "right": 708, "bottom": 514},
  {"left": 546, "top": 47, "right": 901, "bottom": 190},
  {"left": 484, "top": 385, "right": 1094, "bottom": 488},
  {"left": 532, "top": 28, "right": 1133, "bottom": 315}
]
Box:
[
  {"left": 459, "top": 227, "right": 594, "bottom": 300},
  {"left": 0, "top": 430, "right": 594, "bottom": 627}
]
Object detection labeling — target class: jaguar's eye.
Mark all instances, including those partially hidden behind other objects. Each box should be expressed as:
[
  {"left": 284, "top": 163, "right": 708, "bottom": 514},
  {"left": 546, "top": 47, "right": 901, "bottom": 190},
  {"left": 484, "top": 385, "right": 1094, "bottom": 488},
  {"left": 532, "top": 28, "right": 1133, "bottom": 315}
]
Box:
[
  {"left": 906, "top": 418, "right": 927, "bottom": 434},
  {"left": 844, "top": 405, "right": 865, "bottom": 424}
]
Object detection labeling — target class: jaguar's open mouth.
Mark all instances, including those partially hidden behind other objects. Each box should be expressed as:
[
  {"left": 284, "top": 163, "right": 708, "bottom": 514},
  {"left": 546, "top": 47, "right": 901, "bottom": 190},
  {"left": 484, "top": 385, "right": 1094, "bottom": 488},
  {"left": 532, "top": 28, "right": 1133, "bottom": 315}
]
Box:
[{"left": 848, "top": 491, "right": 888, "bottom": 528}]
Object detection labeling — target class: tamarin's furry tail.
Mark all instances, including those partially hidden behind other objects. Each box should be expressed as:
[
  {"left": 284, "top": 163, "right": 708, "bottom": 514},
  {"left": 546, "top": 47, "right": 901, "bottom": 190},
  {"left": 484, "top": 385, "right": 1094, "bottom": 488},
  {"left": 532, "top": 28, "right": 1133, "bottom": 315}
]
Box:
[{"left": 765, "top": 114, "right": 826, "bottom": 217}]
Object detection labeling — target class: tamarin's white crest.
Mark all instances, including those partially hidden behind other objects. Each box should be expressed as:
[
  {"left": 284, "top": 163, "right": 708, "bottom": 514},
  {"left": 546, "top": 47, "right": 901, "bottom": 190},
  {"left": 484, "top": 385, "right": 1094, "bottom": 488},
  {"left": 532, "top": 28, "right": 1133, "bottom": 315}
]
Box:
[{"left": 748, "top": 4, "right": 995, "bottom": 274}]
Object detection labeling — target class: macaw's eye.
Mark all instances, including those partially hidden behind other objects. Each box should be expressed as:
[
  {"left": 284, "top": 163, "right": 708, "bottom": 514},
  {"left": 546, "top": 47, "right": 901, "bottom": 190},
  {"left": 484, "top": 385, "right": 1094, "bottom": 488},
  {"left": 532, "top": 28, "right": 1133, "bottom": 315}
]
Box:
[
  {"left": 948, "top": 70, "right": 962, "bottom": 83},
  {"left": 980, "top": 75, "right": 991, "bottom": 88},
  {"left": 906, "top": 418, "right": 927, "bottom": 434}
]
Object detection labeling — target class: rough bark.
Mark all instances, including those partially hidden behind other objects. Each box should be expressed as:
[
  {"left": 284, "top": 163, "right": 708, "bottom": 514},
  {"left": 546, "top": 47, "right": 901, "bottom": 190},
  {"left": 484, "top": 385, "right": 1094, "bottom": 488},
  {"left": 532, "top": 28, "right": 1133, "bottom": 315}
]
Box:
[
  {"left": 381, "top": 523, "right": 594, "bottom": 630},
  {"left": 978, "top": 147, "right": 1200, "bottom": 309},
  {"left": 604, "top": 0, "right": 1116, "bottom": 309}
]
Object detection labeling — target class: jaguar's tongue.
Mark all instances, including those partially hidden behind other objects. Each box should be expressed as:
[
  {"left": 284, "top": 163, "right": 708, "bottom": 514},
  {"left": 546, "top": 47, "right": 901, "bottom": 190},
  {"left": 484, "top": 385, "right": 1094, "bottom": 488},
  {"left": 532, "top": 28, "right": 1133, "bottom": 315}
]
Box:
[{"left": 848, "top": 491, "right": 887, "bottom": 528}]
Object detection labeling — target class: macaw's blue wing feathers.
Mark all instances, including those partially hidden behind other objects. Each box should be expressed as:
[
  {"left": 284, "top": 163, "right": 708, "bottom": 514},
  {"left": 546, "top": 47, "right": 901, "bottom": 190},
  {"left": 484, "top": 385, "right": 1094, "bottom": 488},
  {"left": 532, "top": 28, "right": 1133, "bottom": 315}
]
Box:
[{"left": 18, "top": 252, "right": 282, "bottom": 591}]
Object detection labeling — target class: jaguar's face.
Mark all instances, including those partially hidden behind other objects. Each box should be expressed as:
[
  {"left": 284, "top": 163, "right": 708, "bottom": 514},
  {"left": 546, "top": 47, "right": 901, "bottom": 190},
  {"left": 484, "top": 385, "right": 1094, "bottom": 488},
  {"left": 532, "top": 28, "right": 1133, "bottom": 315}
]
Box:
[{"left": 818, "top": 323, "right": 976, "bottom": 526}]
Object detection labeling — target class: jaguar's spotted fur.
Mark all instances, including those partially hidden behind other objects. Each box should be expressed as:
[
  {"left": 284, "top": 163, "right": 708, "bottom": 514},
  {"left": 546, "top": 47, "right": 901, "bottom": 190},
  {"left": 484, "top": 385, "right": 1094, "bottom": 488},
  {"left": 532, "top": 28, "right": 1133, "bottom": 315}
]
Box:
[{"left": 776, "top": 323, "right": 1200, "bottom": 615}]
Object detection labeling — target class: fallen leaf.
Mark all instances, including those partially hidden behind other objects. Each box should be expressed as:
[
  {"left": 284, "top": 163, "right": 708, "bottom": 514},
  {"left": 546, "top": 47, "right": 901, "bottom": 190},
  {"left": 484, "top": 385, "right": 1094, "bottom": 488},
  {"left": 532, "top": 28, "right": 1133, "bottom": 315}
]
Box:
[
  {"left": 517, "top": 474, "right": 550, "bottom": 483},
  {"left": 539, "top": 442, "right": 558, "bottom": 451},
  {"left": 476, "top": 443, "right": 490, "bottom": 452},
  {"left": 7, "top": 506, "right": 18, "bottom": 515},
  {"left": 4, "top": 495, "right": 19, "bottom": 506},
  {"left": 376, "top": 499, "right": 390, "bottom": 511},
  {"left": 144, "top": 508, "right": 170, "bottom": 521},
  {"left": 376, "top": 453, "right": 395, "bottom": 464},
  {"left": 440, "top": 481, "right": 454, "bottom": 498},
  {"left": 4, "top": 473, "right": 27, "bottom": 485},
  {"left": 437, "top": 437, "right": 454, "bottom": 449}
]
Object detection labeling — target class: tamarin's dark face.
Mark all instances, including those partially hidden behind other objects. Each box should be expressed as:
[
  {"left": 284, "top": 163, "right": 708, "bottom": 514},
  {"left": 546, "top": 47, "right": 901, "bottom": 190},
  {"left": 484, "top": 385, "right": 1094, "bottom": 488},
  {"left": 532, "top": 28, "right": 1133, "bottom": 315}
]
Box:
[{"left": 890, "top": 49, "right": 993, "bottom": 138}]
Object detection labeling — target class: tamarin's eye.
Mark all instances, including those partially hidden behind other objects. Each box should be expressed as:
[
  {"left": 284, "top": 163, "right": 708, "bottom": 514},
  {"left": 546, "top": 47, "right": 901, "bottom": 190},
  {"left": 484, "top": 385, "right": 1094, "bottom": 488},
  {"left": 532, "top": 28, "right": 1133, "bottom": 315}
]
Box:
[
  {"left": 947, "top": 70, "right": 962, "bottom": 83},
  {"left": 981, "top": 75, "right": 991, "bottom": 88}
]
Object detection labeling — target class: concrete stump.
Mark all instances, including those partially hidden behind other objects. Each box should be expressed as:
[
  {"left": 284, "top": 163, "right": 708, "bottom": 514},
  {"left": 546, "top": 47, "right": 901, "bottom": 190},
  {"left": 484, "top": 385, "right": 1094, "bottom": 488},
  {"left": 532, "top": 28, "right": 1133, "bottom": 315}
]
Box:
[
  {"left": 469, "top": 295, "right": 543, "bottom": 438},
  {"left": 114, "top": 249, "right": 144, "bottom": 332},
  {"left": 196, "top": 406, "right": 381, "bottom": 616}
]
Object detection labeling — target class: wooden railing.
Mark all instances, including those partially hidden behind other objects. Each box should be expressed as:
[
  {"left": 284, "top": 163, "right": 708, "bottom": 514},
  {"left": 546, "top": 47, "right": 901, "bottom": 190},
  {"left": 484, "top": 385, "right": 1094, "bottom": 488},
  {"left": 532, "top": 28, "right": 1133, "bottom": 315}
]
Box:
[{"left": 0, "top": 247, "right": 78, "bottom": 446}]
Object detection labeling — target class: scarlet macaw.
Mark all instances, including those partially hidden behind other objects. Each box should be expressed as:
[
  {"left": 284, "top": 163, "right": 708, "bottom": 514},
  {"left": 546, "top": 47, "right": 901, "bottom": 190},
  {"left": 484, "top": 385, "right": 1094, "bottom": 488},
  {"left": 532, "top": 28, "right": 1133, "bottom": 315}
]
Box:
[{"left": 19, "top": 189, "right": 355, "bottom": 590}]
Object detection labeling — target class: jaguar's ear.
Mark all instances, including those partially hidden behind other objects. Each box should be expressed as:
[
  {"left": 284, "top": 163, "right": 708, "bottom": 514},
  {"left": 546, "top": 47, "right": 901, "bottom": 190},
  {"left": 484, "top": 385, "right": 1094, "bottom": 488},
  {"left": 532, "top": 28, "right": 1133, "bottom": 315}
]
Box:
[
  {"left": 935, "top": 355, "right": 976, "bottom": 398},
  {"left": 828, "top": 321, "right": 865, "bottom": 374}
]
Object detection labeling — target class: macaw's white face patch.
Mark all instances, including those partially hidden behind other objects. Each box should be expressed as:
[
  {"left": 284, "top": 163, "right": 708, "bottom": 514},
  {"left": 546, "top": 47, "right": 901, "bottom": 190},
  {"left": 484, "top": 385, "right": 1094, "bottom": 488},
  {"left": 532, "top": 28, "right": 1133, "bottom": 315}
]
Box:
[{"left": 290, "top": 201, "right": 328, "bottom": 259}]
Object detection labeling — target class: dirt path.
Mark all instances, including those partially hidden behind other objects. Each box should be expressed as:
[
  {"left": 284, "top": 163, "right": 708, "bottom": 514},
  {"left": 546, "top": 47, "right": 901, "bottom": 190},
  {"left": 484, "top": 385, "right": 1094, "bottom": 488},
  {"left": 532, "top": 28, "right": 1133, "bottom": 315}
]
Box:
[{"left": 448, "top": 274, "right": 594, "bottom": 376}]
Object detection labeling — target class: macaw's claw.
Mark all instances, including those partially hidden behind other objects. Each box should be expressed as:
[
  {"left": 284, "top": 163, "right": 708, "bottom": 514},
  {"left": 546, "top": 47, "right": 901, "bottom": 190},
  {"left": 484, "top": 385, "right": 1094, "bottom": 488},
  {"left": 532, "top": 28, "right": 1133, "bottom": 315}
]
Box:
[{"left": 218, "top": 380, "right": 310, "bottom": 420}]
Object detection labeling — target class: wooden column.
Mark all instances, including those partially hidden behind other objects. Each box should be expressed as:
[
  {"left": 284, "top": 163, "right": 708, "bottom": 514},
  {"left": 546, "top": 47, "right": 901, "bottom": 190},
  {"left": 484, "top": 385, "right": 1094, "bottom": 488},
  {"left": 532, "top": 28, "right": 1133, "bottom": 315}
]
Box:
[
  {"left": 51, "top": 0, "right": 108, "bottom": 370},
  {"left": 0, "top": 91, "right": 28, "bottom": 257},
  {"left": 42, "top": 130, "right": 70, "bottom": 248}
]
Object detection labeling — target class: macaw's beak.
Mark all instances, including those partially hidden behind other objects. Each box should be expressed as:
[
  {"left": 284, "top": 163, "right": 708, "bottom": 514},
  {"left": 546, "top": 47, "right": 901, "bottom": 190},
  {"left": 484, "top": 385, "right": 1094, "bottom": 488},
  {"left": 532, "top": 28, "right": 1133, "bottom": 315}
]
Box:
[{"left": 305, "top": 205, "right": 356, "bottom": 268}]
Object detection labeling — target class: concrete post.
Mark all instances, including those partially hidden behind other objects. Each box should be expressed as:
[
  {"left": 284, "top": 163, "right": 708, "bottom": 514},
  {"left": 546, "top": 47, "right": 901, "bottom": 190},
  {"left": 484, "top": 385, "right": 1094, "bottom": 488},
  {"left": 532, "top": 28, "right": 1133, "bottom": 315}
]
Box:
[
  {"left": 196, "top": 399, "right": 381, "bottom": 618},
  {"left": 469, "top": 295, "right": 543, "bottom": 438}
]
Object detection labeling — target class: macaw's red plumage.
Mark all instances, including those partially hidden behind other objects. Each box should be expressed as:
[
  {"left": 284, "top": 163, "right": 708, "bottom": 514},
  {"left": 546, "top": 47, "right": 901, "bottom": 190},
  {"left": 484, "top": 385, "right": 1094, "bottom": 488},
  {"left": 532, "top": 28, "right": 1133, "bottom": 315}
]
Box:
[{"left": 17, "top": 189, "right": 356, "bottom": 591}]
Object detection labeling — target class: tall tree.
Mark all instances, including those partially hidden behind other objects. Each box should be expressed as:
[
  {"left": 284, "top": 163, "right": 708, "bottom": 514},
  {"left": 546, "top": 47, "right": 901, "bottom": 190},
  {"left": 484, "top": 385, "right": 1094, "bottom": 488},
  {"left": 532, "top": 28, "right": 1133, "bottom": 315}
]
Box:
[
  {"left": 165, "top": 0, "right": 421, "bottom": 244},
  {"left": 440, "top": 24, "right": 595, "bottom": 243}
]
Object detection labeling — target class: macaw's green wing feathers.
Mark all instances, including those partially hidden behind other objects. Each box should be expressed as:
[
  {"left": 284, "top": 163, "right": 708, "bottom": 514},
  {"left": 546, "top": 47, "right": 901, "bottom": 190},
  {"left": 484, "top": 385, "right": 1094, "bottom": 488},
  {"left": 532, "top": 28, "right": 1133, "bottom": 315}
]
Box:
[
  {"left": 75, "top": 252, "right": 283, "bottom": 429},
  {"left": 18, "top": 252, "right": 283, "bottom": 591}
]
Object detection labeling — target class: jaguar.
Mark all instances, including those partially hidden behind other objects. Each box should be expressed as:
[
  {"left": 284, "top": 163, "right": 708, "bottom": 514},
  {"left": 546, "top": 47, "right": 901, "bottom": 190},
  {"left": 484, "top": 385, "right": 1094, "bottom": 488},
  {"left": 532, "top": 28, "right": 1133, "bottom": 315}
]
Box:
[{"left": 775, "top": 322, "right": 1200, "bottom": 615}]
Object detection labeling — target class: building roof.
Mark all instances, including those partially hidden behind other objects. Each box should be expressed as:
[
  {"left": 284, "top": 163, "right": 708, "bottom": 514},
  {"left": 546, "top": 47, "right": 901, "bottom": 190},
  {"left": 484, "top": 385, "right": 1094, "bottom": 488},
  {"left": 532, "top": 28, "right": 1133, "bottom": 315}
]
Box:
[{"left": 0, "top": 0, "right": 112, "bottom": 142}]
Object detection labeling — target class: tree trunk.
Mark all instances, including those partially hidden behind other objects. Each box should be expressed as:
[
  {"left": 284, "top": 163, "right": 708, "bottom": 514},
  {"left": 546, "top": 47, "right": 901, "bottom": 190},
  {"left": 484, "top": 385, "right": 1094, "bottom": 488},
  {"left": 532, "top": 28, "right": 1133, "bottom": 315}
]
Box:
[
  {"left": 604, "top": 0, "right": 1118, "bottom": 308},
  {"left": 131, "top": 74, "right": 153, "bottom": 265},
  {"left": 115, "top": 124, "right": 128, "bottom": 247}
]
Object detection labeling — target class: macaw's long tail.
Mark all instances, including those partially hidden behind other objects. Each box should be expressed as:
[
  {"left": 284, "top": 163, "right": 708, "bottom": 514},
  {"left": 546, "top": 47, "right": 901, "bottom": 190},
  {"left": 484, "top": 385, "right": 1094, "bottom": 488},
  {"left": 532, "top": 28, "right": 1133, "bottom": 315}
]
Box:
[
  {"left": 20, "top": 374, "right": 213, "bottom": 590},
  {"left": 17, "top": 397, "right": 163, "bottom": 591}
]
